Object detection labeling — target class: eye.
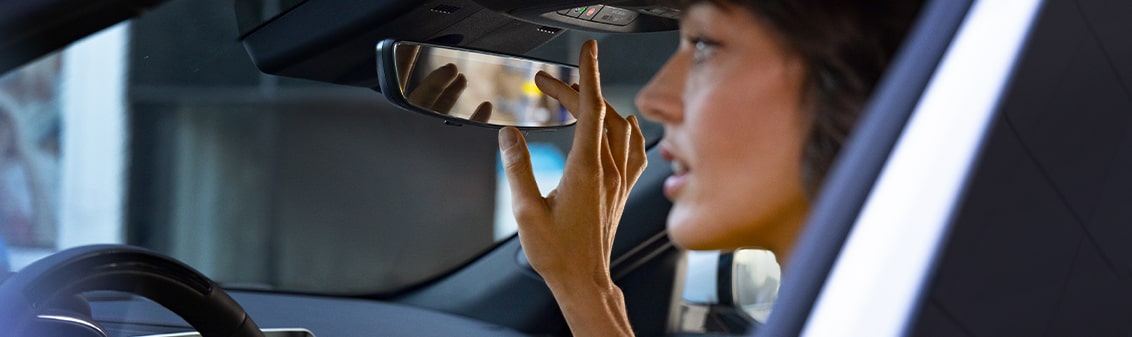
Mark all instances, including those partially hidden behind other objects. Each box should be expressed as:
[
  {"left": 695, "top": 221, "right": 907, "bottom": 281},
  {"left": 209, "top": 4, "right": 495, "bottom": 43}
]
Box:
[{"left": 690, "top": 37, "right": 720, "bottom": 64}]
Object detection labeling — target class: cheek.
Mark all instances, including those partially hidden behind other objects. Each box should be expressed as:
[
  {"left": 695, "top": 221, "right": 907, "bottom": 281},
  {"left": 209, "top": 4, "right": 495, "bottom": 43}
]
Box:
[
  {"left": 690, "top": 73, "right": 806, "bottom": 180},
  {"left": 666, "top": 72, "right": 809, "bottom": 250}
]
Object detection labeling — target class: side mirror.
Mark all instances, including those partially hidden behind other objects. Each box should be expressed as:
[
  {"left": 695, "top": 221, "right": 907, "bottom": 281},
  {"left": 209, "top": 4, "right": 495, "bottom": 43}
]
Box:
[
  {"left": 679, "top": 249, "right": 781, "bottom": 334},
  {"left": 376, "top": 39, "right": 580, "bottom": 129}
]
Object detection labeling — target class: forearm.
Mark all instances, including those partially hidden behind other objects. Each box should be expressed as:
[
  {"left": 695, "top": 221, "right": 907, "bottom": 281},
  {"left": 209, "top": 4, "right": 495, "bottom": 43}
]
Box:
[{"left": 545, "top": 276, "right": 635, "bottom": 337}]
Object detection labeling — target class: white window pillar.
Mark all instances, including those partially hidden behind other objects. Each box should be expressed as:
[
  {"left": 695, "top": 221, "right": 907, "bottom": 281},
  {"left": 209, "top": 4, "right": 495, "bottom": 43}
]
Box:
[{"left": 58, "top": 22, "right": 130, "bottom": 248}]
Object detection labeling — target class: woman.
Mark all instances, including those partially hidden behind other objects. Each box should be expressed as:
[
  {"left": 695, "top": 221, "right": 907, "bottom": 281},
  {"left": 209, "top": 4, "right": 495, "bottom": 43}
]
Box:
[{"left": 498, "top": 0, "right": 921, "bottom": 335}]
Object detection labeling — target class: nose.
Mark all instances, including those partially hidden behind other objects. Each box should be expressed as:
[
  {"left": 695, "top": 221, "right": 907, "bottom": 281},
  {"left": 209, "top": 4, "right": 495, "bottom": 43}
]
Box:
[{"left": 635, "top": 51, "right": 685, "bottom": 124}]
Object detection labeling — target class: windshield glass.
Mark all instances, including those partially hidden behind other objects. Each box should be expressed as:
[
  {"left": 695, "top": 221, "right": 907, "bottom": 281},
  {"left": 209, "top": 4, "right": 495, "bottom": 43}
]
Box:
[{"left": 0, "top": 0, "right": 668, "bottom": 295}]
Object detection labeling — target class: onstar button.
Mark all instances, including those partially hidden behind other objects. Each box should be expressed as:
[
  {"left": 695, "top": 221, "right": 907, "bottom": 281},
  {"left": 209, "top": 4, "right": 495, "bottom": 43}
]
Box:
[{"left": 580, "top": 5, "right": 604, "bottom": 20}]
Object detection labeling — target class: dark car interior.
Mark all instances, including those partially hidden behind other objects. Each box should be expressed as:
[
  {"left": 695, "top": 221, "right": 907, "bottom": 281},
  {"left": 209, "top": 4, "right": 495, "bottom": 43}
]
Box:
[
  {"left": 2, "top": 0, "right": 1131, "bottom": 336},
  {"left": 909, "top": 0, "right": 1132, "bottom": 335}
]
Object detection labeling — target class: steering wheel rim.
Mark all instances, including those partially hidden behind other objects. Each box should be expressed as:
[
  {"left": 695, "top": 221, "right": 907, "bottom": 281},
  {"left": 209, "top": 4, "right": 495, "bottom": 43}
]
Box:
[{"left": 0, "top": 244, "right": 265, "bottom": 337}]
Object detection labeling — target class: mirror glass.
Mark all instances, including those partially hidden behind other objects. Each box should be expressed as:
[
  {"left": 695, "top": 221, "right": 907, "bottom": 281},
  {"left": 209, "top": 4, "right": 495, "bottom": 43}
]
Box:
[{"left": 377, "top": 40, "right": 580, "bottom": 128}]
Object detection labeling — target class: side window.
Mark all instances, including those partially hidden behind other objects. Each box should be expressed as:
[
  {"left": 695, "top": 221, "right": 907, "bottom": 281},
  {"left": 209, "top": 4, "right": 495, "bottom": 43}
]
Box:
[
  {"left": 1, "top": 24, "right": 130, "bottom": 272},
  {"left": 0, "top": 54, "right": 64, "bottom": 271}
]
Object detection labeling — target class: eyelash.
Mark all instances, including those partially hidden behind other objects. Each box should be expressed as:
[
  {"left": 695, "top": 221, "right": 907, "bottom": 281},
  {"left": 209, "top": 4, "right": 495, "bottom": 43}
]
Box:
[{"left": 688, "top": 36, "right": 720, "bottom": 64}]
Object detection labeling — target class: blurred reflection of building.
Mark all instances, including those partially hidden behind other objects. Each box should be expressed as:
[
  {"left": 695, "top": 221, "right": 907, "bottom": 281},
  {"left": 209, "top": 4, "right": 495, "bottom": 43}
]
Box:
[{"left": 0, "top": 54, "right": 61, "bottom": 249}]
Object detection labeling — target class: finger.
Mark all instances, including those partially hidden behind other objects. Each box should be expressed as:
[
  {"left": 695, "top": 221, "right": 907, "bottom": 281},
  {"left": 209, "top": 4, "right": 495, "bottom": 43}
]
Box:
[
  {"left": 395, "top": 44, "right": 421, "bottom": 89},
  {"left": 604, "top": 106, "right": 630, "bottom": 175},
  {"left": 408, "top": 63, "right": 458, "bottom": 108},
  {"left": 568, "top": 40, "right": 606, "bottom": 170},
  {"left": 470, "top": 101, "right": 493, "bottom": 123},
  {"left": 433, "top": 74, "right": 467, "bottom": 114},
  {"left": 599, "top": 130, "right": 620, "bottom": 261},
  {"left": 625, "top": 115, "right": 648, "bottom": 188},
  {"left": 534, "top": 71, "right": 579, "bottom": 115},
  {"left": 566, "top": 81, "right": 630, "bottom": 174},
  {"left": 499, "top": 127, "right": 548, "bottom": 222}
]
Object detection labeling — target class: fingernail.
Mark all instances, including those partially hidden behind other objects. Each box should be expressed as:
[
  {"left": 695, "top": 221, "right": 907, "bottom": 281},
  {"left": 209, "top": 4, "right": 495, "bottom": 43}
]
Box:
[
  {"left": 499, "top": 127, "right": 518, "bottom": 150},
  {"left": 536, "top": 71, "right": 552, "bottom": 79}
]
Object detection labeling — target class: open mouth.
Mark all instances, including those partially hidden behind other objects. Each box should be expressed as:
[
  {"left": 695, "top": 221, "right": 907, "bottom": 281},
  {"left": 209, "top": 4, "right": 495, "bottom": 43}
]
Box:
[{"left": 660, "top": 144, "right": 690, "bottom": 199}]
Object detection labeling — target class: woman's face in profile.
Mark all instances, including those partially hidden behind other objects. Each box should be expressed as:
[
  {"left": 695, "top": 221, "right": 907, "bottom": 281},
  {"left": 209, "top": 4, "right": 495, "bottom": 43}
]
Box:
[{"left": 636, "top": 2, "right": 811, "bottom": 254}]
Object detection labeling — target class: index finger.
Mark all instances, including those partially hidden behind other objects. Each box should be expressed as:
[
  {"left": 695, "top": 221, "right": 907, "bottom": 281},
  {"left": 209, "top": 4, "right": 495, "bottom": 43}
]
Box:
[{"left": 569, "top": 40, "right": 605, "bottom": 167}]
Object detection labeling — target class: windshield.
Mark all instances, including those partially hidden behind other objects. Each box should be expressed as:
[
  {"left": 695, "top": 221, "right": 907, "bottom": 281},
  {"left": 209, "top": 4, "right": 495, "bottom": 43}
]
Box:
[{"left": 0, "top": 0, "right": 668, "bottom": 295}]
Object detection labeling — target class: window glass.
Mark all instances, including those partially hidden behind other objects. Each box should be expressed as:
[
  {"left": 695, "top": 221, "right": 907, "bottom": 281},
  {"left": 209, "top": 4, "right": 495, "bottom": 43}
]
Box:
[
  {"left": 1, "top": 22, "right": 129, "bottom": 272},
  {"left": 0, "top": 52, "right": 65, "bottom": 270}
]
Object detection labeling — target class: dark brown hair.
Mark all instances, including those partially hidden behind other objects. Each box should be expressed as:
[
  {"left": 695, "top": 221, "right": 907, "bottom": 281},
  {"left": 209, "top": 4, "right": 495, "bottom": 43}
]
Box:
[{"left": 667, "top": 0, "right": 923, "bottom": 194}]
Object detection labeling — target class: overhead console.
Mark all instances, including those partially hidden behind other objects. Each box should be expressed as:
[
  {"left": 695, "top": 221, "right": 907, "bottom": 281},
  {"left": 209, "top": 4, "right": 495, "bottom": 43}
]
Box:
[
  {"left": 475, "top": 0, "right": 679, "bottom": 33},
  {"left": 235, "top": 0, "right": 677, "bottom": 88}
]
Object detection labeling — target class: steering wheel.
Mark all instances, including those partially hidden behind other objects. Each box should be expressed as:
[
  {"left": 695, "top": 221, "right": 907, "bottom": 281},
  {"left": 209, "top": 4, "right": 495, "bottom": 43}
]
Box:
[{"left": 0, "top": 244, "right": 265, "bottom": 337}]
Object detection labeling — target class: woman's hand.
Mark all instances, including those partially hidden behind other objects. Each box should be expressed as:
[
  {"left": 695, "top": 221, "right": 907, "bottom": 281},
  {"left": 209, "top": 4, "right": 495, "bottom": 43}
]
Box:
[
  {"left": 405, "top": 63, "right": 493, "bottom": 122},
  {"left": 497, "top": 40, "right": 646, "bottom": 336}
]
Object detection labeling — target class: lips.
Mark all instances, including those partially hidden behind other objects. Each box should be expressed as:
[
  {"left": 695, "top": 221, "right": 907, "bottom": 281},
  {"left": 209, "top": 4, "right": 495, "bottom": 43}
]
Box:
[
  {"left": 660, "top": 143, "right": 689, "bottom": 199},
  {"left": 671, "top": 160, "right": 688, "bottom": 175}
]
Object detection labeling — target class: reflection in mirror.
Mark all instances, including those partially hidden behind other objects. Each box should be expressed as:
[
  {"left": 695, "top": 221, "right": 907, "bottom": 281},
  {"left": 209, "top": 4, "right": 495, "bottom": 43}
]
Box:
[{"left": 377, "top": 40, "right": 579, "bottom": 129}]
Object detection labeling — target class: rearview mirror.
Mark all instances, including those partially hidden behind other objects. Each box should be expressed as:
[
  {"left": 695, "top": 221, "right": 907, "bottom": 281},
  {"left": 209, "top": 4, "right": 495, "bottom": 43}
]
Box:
[{"left": 376, "top": 39, "right": 580, "bottom": 129}]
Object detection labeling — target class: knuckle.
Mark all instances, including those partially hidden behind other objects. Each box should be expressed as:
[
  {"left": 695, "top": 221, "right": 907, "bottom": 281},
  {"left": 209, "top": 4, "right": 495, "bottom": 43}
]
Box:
[
  {"left": 512, "top": 203, "right": 543, "bottom": 223},
  {"left": 604, "top": 171, "right": 622, "bottom": 186}
]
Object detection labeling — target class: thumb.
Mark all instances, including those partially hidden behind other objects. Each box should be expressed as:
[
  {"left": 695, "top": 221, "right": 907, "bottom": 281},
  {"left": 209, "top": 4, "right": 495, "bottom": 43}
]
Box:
[{"left": 499, "top": 127, "right": 546, "bottom": 217}]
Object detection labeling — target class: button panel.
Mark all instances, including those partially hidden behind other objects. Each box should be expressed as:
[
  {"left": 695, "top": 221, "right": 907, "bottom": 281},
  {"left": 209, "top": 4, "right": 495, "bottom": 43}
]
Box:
[
  {"left": 566, "top": 6, "right": 585, "bottom": 17},
  {"left": 579, "top": 5, "right": 603, "bottom": 20},
  {"left": 555, "top": 4, "right": 639, "bottom": 26},
  {"left": 593, "top": 6, "right": 635, "bottom": 25}
]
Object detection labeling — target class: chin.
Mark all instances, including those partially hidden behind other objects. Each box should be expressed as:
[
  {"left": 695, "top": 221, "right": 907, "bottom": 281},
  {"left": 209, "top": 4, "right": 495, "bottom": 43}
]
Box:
[
  {"left": 666, "top": 214, "right": 744, "bottom": 251},
  {"left": 664, "top": 204, "right": 785, "bottom": 252}
]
